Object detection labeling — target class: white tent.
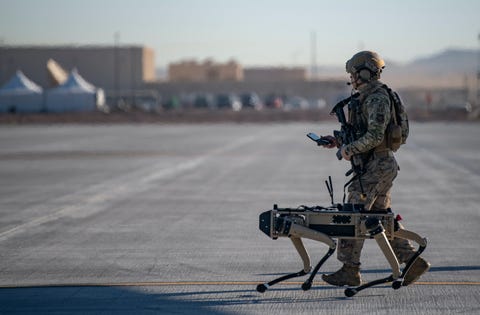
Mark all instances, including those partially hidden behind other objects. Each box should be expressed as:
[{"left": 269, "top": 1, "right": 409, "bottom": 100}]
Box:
[
  {"left": 0, "top": 70, "right": 44, "bottom": 113},
  {"left": 45, "top": 69, "right": 105, "bottom": 112}
]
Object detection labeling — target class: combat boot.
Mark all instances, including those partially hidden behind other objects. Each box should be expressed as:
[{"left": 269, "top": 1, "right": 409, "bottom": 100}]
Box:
[
  {"left": 402, "top": 257, "right": 430, "bottom": 286},
  {"left": 322, "top": 264, "right": 362, "bottom": 286}
]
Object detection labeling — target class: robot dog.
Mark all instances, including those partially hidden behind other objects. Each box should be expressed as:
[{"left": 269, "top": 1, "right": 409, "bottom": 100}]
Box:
[{"left": 256, "top": 135, "right": 427, "bottom": 297}]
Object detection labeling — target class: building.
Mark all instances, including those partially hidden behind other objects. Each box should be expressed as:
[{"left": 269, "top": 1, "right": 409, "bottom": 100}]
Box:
[
  {"left": 168, "top": 59, "right": 243, "bottom": 82},
  {"left": 0, "top": 45, "right": 156, "bottom": 93},
  {"left": 168, "top": 59, "right": 309, "bottom": 83}
]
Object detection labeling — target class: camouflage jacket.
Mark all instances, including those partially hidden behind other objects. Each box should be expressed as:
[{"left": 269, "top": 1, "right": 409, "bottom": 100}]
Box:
[{"left": 343, "top": 80, "right": 391, "bottom": 156}]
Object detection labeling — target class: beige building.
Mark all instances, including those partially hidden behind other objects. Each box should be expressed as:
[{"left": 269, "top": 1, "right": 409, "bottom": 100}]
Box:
[
  {"left": 169, "top": 59, "right": 243, "bottom": 82},
  {"left": 168, "top": 59, "right": 308, "bottom": 83},
  {"left": 0, "top": 45, "right": 155, "bottom": 92}
]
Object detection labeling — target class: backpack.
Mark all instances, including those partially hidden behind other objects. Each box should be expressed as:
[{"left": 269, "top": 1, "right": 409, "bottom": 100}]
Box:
[{"left": 382, "top": 85, "right": 409, "bottom": 151}]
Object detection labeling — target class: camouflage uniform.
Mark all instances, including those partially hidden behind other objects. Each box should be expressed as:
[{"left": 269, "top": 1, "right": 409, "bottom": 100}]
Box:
[
  {"left": 338, "top": 80, "right": 416, "bottom": 266},
  {"left": 323, "top": 51, "right": 429, "bottom": 287}
]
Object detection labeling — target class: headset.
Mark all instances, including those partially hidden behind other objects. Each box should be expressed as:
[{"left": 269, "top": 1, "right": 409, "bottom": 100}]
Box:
[{"left": 358, "top": 68, "right": 373, "bottom": 80}]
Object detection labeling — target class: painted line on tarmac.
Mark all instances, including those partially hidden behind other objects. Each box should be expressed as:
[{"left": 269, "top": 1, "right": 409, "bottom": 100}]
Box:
[{"left": 1, "top": 280, "right": 479, "bottom": 288}]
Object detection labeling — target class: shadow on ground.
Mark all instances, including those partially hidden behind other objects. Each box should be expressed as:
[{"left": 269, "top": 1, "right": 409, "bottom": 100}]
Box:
[
  {"left": 0, "top": 285, "right": 343, "bottom": 315},
  {"left": 0, "top": 286, "right": 237, "bottom": 315},
  {"left": 2, "top": 266, "right": 477, "bottom": 314}
]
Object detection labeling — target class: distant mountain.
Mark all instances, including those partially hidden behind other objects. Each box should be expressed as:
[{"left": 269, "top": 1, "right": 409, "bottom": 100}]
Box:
[
  {"left": 408, "top": 49, "right": 478, "bottom": 74},
  {"left": 313, "top": 49, "right": 479, "bottom": 88},
  {"left": 383, "top": 49, "right": 479, "bottom": 88}
]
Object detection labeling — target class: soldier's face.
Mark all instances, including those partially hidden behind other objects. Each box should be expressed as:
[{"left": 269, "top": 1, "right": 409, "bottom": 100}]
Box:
[{"left": 349, "top": 74, "right": 359, "bottom": 89}]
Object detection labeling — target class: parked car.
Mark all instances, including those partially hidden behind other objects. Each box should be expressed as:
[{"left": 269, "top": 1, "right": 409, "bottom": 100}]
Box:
[
  {"left": 216, "top": 93, "right": 242, "bottom": 111},
  {"left": 309, "top": 98, "right": 327, "bottom": 109},
  {"left": 163, "top": 95, "right": 181, "bottom": 110},
  {"left": 283, "top": 96, "right": 309, "bottom": 111},
  {"left": 264, "top": 93, "right": 284, "bottom": 109},
  {"left": 193, "top": 93, "right": 216, "bottom": 109},
  {"left": 240, "top": 92, "right": 263, "bottom": 110}
]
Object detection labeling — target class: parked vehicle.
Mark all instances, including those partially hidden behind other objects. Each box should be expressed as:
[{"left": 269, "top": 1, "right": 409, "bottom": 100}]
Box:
[
  {"left": 283, "top": 96, "right": 309, "bottom": 111},
  {"left": 264, "top": 93, "right": 284, "bottom": 109},
  {"left": 163, "top": 95, "right": 181, "bottom": 110},
  {"left": 193, "top": 93, "right": 216, "bottom": 109},
  {"left": 240, "top": 92, "right": 263, "bottom": 110},
  {"left": 216, "top": 93, "right": 242, "bottom": 111}
]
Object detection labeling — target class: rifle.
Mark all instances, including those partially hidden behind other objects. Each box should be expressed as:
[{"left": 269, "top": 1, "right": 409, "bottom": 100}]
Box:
[{"left": 329, "top": 93, "right": 367, "bottom": 201}]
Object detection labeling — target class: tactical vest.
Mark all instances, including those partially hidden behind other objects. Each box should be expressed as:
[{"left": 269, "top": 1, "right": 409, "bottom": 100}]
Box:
[{"left": 348, "top": 83, "right": 408, "bottom": 152}]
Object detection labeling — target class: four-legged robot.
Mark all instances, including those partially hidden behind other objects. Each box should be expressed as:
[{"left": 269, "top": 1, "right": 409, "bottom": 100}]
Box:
[{"left": 256, "top": 203, "right": 427, "bottom": 297}]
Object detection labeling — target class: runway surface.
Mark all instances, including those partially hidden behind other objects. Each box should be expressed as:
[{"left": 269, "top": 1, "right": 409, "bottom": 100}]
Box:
[{"left": 0, "top": 122, "right": 479, "bottom": 314}]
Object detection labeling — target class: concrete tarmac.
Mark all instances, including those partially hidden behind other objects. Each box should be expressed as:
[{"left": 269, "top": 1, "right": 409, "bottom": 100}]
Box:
[{"left": 0, "top": 122, "right": 479, "bottom": 314}]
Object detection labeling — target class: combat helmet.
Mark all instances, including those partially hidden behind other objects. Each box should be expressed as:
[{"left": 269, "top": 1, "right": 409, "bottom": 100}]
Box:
[{"left": 346, "top": 51, "right": 385, "bottom": 81}]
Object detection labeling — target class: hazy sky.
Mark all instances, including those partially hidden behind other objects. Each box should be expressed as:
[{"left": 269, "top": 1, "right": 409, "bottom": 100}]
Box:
[{"left": 0, "top": 0, "right": 479, "bottom": 68}]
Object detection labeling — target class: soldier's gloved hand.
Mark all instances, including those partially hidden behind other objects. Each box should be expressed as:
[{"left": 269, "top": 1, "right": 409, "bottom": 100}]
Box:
[
  {"left": 341, "top": 145, "right": 353, "bottom": 161},
  {"left": 320, "top": 135, "right": 338, "bottom": 149}
]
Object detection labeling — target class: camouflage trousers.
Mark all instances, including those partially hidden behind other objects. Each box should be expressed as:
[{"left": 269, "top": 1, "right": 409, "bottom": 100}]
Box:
[{"left": 337, "top": 154, "right": 416, "bottom": 266}]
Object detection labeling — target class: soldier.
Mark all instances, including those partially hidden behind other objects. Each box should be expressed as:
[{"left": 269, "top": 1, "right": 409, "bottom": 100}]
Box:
[{"left": 320, "top": 51, "right": 430, "bottom": 287}]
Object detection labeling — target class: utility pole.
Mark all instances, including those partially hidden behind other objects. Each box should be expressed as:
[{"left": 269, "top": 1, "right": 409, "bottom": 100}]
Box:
[
  {"left": 310, "top": 31, "right": 317, "bottom": 81},
  {"left": 477, "top": 32, "right": 480, "bottom": 108},
  {"left": 0, "top": 37, "right": 4, "bottom": 84},
  {"left": 130, "top": 46, "right": 135, "bottom": 106},
  {"left": 114, "top": 31, "right": 120, "bottom": 105}
]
